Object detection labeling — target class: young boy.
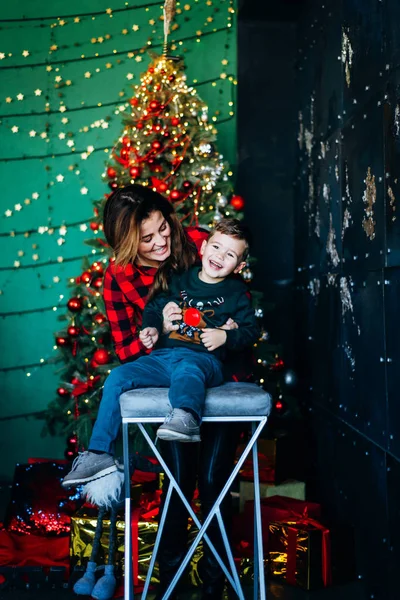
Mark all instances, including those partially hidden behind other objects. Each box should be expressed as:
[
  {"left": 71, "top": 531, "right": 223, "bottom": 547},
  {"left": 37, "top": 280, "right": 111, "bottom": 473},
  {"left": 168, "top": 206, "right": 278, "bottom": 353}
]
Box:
[{"left": 62, "top": 219, "right": 258, "bottom": 487}]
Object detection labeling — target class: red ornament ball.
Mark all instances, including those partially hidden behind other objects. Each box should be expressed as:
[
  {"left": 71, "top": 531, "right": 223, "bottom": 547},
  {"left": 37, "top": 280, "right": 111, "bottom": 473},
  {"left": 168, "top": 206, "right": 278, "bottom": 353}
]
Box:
[
  {"left": 129, "top": 166, "right": 141, "bottom": 178},
  {"left": 158, "top": 182, "right": 168, "bottom": 193},
  {"left": 148, "top": 67, "right": 155, "bottom": 74},
  {"left": 109, "top": 181, "right": 118, "bottom": 190},
  {"left": 67, "top": 325, "right": 80, "bottom": 337},
  {"left": 170, "top": 190, "right": 181, "bottom": 201},
  {"left": 136, "top": 121, "right": 144, "bottom": 130},
  {"left": 129, "top": 97, "right": 139, "bottom": 106},
  {"left": 152, "top": 124, "right": 162, "bottom": 132},
  {"left": 81, "top": 271, "right": 91, "bottom": 284},
  {"left": 170, "top": 117, "right": 180, "bottom": 126},
  {"left": 65, "top": 449, "right": 76, "bottom": 461},
  {"left": 57, "top": 387, "right": 70, "bottom": 397},
  {"left": 94, "top": 313, "right": 106, "bottom": 325},
  {"left": 122, "top": 136, "right": 131, "bottom": 146},
  {"left": 152, "top": 140, "right": 162, "bottom": 151},
  {"left": 168, "top": 75, "right": 175, "bottom": 82},
  {"left": 71, "top": 377, "right": 80, "bottom": 385},
  {"left": 184, "top": 308, "right": 202, "bottom": 327},
  {"left": 120, "top": 147, "right": 129, "bottom": 159},
  {"left": 93, "top": 349, "right": 111, "bottom": 365},
  {"left": 56, "top": 336, "right": 69, "bottom": 347},
  {"left": 149, "top": 100, "right": 161, "bottom": 111},
  {"left": 92, "top": 277, "right": 103, "bottom": 289},
  {"left": 230, "top": 195, "right": 245, "bottom": 211},
  {"left": 67, "top": 297, "right": 83, "bottom": 312},
  {"left": 107, "top": 167, "right": 117, "bottom": 178},
  {"left": 183, "top": 180, "right": 192, "bottom": 190},
  {"left": 91, "top": 262, "right": 104, "bottom": 274},
  {"left": 67, "top": 435, "right": 78, "bottom": 447},
  {"left": 90, "top": 222, "right": 100, "bottom": 231}
]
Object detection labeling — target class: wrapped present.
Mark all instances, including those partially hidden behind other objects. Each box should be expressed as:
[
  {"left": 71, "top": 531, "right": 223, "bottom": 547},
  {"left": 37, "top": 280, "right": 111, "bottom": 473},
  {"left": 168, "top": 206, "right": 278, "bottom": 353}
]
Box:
[
  {"left": 234, "top": 496, "right": 321, "bottom": 553},
  {"left": 5, "top": 461, "right": 83, "bottom": 536},
  {"left": 237, "top": 434, "right": 305, "bottom": 484},
  {"left": 238, "top": 479, "right": 306, "bottom": 512},
  {"left": 268, "top": 517, "right": 332, "bottom": 590}
]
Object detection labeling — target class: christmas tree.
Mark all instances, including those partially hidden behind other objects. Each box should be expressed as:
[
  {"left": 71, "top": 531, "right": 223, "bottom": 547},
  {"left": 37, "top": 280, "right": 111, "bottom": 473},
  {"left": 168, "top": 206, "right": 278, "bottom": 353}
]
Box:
[{"left": 44, "top": 52, "right": 296, "bottom": 457}]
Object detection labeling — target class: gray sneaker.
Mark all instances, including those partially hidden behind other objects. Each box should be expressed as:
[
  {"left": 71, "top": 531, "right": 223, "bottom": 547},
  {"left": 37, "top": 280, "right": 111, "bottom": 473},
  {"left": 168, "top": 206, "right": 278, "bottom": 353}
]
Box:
[
  {"left": 157, "top": 409, "right": 201, "bottom": 442},
  {"left": 61, "top": 451, "right": 118, "bottom": 487}
]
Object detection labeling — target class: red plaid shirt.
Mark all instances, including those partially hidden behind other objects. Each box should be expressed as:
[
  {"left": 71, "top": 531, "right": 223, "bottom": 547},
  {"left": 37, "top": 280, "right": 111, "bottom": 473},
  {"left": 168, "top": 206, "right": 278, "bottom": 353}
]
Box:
[{"left": 103, "top": 227, "right": 208, "bottom": 364}]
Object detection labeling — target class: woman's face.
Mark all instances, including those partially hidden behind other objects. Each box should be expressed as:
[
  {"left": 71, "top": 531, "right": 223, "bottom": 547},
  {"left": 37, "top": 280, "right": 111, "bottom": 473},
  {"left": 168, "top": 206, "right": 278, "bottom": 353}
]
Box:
[{"left": 136, "top": 210, "right": 172, "bottom": 267}]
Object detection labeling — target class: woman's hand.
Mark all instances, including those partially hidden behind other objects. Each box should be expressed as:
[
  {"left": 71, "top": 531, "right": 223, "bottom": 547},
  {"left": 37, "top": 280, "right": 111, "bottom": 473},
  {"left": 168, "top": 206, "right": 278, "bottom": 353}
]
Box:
[
  {"left": 200, "top": 328, "right": 227, "bottom": 352},
  {"left": 139, "top": 327, "right": 159, "bottom": 349},
  {"left": 220, "top": 317, "right": 238, "bottom": 331},
  {"left": 162, "top": 301, "right": 182, "bottom": 333}
]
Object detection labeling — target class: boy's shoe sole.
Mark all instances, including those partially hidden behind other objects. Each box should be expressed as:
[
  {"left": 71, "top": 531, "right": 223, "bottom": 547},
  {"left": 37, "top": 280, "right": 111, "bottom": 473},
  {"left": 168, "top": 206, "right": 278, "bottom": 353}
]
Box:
[
  {"left": 157, "top": 428, "right": 201, "bottom": 443},
  {"left": 61, "top": 464, "right": 118, "bottom": 487}
]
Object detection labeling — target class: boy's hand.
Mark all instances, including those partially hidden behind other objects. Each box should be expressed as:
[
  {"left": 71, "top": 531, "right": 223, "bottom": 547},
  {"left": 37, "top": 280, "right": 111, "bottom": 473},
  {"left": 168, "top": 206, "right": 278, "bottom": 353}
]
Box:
[
  {"left": 162, "top": 301, "right": 182, "bottom": 333},
  {"left": 200, "top": 328, "right": 227, "bottom": 352},
  {"left": 220, "top": 317, "right": 238, "bottom": 331},
  {"left": 140, "top": 327, "right": 159, "bottom": 349}
]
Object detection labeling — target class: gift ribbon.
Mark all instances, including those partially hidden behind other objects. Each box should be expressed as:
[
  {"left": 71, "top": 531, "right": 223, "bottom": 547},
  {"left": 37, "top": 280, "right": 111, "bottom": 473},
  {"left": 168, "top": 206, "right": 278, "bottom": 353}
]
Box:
[
  {"left": 285, "top": 515, "right": 332, "bottom": 587},
  {"left": 71, "top": 375, "right": 100, "bottom": 397}
]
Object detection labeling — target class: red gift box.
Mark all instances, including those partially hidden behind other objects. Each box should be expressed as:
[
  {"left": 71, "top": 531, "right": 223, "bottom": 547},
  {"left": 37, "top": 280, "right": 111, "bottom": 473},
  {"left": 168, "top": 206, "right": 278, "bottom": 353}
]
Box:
[{"left": 242, "top": 495, "right": 322, "bottom": 548}]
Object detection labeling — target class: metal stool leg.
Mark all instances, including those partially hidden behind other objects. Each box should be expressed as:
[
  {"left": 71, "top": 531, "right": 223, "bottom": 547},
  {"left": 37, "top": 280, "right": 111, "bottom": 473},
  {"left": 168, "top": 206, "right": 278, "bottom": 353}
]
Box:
[
  {"left": 252, "top": 422, "right": 266, "bottom": 600},
  {"left": 163, "top": 420, "right": 266, "bottom": 600},
  {"left": 123, "top": 422, "right": 134, "bottom": 600}
]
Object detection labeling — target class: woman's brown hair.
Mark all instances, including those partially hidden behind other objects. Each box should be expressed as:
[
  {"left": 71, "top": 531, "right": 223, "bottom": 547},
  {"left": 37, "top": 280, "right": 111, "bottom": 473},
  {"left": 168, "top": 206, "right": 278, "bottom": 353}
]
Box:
[{"left": 103, "top": 184, "right": 197, "bottom": 297}]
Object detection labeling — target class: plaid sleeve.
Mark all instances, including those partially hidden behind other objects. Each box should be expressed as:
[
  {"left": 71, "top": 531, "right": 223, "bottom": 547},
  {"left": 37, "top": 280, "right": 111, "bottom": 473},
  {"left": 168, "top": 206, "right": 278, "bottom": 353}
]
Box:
[
  {"left": 103, "top": 266, "right": 151, "bottom": 363},
  {"left": 185, "top": 226, "right": 209, "bottom": 254}
]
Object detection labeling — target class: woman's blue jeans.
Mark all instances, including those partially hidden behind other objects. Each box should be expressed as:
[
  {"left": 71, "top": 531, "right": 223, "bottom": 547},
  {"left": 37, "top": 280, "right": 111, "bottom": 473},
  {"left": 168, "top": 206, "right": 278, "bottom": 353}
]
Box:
[{"left": 89, "top": 347, "right": 224, "bottom": 454}]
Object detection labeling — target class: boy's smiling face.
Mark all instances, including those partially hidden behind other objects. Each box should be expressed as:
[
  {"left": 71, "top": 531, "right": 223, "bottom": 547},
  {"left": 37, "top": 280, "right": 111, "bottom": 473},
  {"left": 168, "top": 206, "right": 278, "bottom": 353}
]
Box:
[{"left": 199, "top": 231, "right": 247, "bottom": 283}]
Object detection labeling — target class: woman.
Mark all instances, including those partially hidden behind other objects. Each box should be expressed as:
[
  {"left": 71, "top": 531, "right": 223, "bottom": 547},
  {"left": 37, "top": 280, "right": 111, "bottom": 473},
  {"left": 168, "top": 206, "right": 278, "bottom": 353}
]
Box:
[{"left": 103, "top": 185, "right": 243, "bottom": 599}]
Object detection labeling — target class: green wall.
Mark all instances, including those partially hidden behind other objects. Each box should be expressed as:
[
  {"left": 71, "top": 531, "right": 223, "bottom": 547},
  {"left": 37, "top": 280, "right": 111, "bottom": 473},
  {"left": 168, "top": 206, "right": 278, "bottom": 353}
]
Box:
[{"left": 0, "top": 0, "right": 237, "bottom": 479}]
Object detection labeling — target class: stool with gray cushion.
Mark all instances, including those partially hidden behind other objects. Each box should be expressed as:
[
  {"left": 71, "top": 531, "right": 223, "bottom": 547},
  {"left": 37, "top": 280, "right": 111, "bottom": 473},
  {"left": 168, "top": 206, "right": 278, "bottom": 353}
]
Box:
[{"left": 120, "top": 382, "right": 272, "bottom": 600}]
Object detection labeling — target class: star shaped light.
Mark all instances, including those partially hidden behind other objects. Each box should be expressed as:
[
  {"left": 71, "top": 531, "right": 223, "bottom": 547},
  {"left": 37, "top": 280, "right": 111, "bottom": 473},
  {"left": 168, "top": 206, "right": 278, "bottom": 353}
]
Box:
[
  {"left": 32, "top": 192, "right": 39, "bottom": 200},
  {"left": 40, "top": 132, "right": 47, "bottom": 138},
  {"left": 56, "top": 174, "right": 64, "bottom": 182},
  {"left": 59, "top": 226, "right": 67, "bottom": 235},
  {"left": 0, "top": 53, "right": 5, "bottom": 59},
  {"left": 126, "top": 73, "right": 134, "bottom": 80},
  {"left": 84, "top": 72, "right": 91, "bottom": 78},
  {"left": 34, "top": 89, "right": 42, "bottom": 96},
  {"left": 132, "top": 24, "right": 139, "bottom": 31},
  {"left": 29, "top": 130, "right": 36, "bottom": 137},
  {"left": 15, "top": 204, "right": 22, "bottom": 211},
  {"left": 53, "top": 276, "right": 60, "bottom": 283},
  {"left": 16, "top": 93, "right": 24, "bottom": 101},
  {"left": 80, "top": 224, "right": 88, "bottom": 232},
  {"left": 135, "top": 56, "right": 142, "bottom": 62},
  {"left": 14, "top": 261, "right": 21, "bottom": 268},
  {"left": 58, "top": 132, "right": 66, "bottom": 139},
  {"left": 32, "top": 254, "right": 39, "bottom": 261},
  {"left": 22, "top": 50, "right": 30, "bottom": 57},
  {"left": 55, "top": 75, "right": 62, "bottom": 82},
  {"left": 80, "top": 187, "right": 88, "bottom": 195},
  {"left": 61, "top": 117, "right": 68, "bottom": 124},
  {"left": 59, "top": 106, "right": 67, "bottom": 112},
  {"left": 6, "top": 97, "right": 12, "bottom": 103},
  {"left": 11, "top": 126, "right": 19, "bottom": 133},
  {"left": 67, "top": 139, "right": 74, "bottom": 147},
  {"left": 5, "top": 210, "right": 12, "bottom": 217}
]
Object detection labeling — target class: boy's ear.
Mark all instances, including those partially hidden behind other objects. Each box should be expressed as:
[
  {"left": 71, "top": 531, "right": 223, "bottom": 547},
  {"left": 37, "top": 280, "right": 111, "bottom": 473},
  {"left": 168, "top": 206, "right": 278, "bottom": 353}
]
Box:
[
  {"left": 234, "top": 260, "right": 247, "bottom": 274},
  {"left": 200, "top": 239, "right": 207, "bottom": 255}
]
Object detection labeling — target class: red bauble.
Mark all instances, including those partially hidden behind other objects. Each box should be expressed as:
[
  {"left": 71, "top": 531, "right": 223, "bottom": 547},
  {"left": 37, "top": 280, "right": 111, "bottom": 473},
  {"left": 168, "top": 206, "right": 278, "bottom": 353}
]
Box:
[
  {"left": 65, "top": 449, "right": 76, "bottom": 461},
  {"left": 90, "top": 222, "right": 99, "bottom": 231},
  {"left": 93, "top": 349, "right": 111, "bottom": 365},
  {"left": 184, "top": 308, "right": 202, "bottom": 327},
  {"left": 163, "top": 130, "right": 170, "bottom": 138},
  {"left": 56, "top": 336, "right": 69, "bottom": 347},
  {"left": 71, "top": 377, "right": 80, "bottom": 385},
  {"left": 122, "top": 136, "right": 131, "bottom": 146},
  {"left": 109, "top": 181, "right": 118, "bottom": 190},
  {"left": 183, "top": 180, "right": 192, "bottom": 190},
  {"left": 158, "top": 182, "right": 168, "bottom": 193},
  {"left": 274, "top": 400, "right": 284, "bottom": 412},
  {"left": 170, "top": 190, "right": 181, "bottom": 201},
  {"left": 129, "top": 166, "right": 141, "bottom": 178},
  {"left": 149, "top": 100, "right": 160, "bottom": 111},
  {"left": 148, "top": 67, "right": 154, "bottom": 74},
  {"left": 120, "top": 147, "right": 129, "bottom": 159},
  {"left": 154, "top": 84, "right": 161, "bottom": 92},
  {"left": 81, "top": 271, "right": 91, "bottom": 284},
  {"left": 92, "top": 277, "right": 103, "bottom": 289},
  {"left": 67, "top": 435, "right": 78, "bottom": 447},
  {"left": 67, "top": 325, "right": 80, "bottom": 337},
  {"left": 168, "top": 75, "right": 175, "bottom": 82},
  {"left": 57, "top": 387, "right": 70, "bottom": 397},
  {"left": 129, "top": 97, "right": 139, "bottom": 106},
  {"left": 107, "top": 167, "right": 117, "bottom": 178},
  {"left": 152, "top": 140, "right": 162, "bottom": 151},
  {"left": 94, "top": 313, "right": 106, "bottom": 325},
  {"left": 230, "top": 195, "right": 245, "bottom": 211},
  {"left": 152, "top": 124, "right": 161, "bottom": 132},
  {"left": 170, "top": 117, "right": 180, "bottom": 126},
  {"left": 136, "top": 121, "right": 144, "bottom": 130},
  {"left": 91, "top": 262, "right": 103, "bottom": 274},
  {"left": 67, "top": 297, "right": 83, "bottom": 312}
]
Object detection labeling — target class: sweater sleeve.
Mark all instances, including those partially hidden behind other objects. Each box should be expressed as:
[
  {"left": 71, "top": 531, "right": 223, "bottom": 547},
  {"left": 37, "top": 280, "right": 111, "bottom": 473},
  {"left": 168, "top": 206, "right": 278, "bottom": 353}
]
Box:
[
  {"left": 224, "top": 290, "right": 260, "bottom": 351},
  {"left": 141, "top": 293, "right": 169, "bottom": 332}
]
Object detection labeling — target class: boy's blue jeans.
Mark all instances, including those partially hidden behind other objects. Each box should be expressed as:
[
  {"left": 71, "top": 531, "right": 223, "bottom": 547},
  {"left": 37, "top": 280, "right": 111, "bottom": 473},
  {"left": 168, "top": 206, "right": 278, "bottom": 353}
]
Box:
[{"left": 89, "top": 347, "right": 224, "bottom": 455}]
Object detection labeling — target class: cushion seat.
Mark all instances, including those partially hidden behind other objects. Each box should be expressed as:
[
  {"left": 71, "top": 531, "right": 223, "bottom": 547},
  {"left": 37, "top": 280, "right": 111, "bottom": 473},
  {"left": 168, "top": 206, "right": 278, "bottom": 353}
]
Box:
[{"left": 120, "top": 382, "right": 272, "bottom": 419}]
